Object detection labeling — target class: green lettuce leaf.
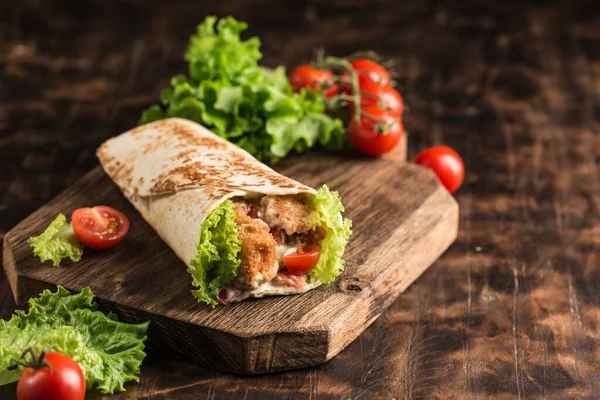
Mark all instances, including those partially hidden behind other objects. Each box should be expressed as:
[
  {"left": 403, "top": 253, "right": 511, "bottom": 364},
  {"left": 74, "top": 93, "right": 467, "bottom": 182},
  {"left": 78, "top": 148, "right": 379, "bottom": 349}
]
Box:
[
  {"left": 28, "top": 214, "right": 83, "bottom": 266},
  {"left": 308, "top": 186, "right": 353, "bottom": 283},
  {"left": 139, "top": 16, "right": 345, "bottom": 163},
  {"left": 0, "top": 286, "right": 149, "bottom": 394},
  {"left": 189, "top": 200, "right": 242, "bottom": 306}
]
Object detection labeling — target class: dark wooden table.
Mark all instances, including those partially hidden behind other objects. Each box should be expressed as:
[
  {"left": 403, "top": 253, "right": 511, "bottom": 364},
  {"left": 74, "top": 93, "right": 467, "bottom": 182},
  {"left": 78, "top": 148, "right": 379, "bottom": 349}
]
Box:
[{"left": 2, "top": 0, "right": 600, "bottom": 398}]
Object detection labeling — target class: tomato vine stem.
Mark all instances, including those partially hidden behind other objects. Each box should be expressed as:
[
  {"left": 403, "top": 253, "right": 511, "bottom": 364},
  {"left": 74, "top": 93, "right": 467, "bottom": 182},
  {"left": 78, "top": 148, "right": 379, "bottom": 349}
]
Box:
[
  {"left": 314, "top": 56, "right": 361, "bottom": 123},
  {"left": 8, "top": 348, "right": 52, "bottom": 371},
  {"left": 311, "top": 52, "right": 399, "bottom": 135}
]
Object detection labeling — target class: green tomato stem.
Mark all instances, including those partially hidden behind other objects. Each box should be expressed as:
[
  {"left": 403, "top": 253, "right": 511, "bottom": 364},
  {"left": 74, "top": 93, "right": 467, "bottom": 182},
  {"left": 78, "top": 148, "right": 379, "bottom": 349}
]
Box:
[
  {"left": 321, "top": 56, "right": 361, "bottom": 123},
  {"left": 7, "top": 347, "right": 52, "bottom": 371},
  {"left": 316, "top": 54, "right": 396, "bottom": 129}
]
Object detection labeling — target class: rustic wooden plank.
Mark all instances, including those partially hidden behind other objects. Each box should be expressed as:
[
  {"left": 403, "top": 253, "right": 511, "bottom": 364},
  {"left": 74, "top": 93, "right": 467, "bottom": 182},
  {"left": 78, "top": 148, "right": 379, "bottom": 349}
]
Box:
[{"left": 2, "top": 142, "right": 457, "bottom": 374}]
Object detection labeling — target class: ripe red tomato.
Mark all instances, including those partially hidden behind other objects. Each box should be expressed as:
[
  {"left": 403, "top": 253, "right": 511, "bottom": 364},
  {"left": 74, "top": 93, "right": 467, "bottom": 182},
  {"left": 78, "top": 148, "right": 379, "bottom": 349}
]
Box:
[
  {"left": 288, "top": 64, "right": 338, "bottom": 98},
  {"left": 283, "top": 243, "right": 322, "bottom": 276},
  {"left": 352, "top": 80, "right": 403, "bottom": 117},
  {"left": 414, "top": 146, "right": 465, "bottom": 193},
  {"left": 348, "top": 106, "right": 403, "bottom": 156},
  {"left": 71, "top": 206, "right": 130, "bottom": 250},
  {"left": 16, "top": 352, "right": 85, "bottom": 400},
  {"left": 342, "top": 59, "right": 391, "bottom": 90},
  {"left": 351, "top": 59, "right": 390, "bottom": 85}
]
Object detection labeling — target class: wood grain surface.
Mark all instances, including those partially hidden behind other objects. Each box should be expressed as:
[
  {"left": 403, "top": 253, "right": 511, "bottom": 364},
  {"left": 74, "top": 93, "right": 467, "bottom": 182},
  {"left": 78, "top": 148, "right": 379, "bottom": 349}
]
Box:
[
  {"left": 1, "top": 0, "right": 600, "bottom": 398},
  {"left": 3, "top": 141, "right": 457, "bottom": 375}
]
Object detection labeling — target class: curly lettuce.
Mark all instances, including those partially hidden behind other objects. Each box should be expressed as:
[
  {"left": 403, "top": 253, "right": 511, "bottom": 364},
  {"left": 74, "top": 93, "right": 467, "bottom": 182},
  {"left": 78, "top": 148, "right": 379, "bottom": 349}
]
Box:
[
  {"left": 28, "top": 214, "right": 83, "bottom": 266},
  {"left": 0, "top": 286, "right": 148, "bottom": 394},
  {"left": 139, "top": 16, "right": 345, "bottom": 163},
  {"left": 189, "top": 200, "right": 242, "bottom": 306},
  {"left": 308, "top": 186, "right": 353, "bottom": 283}
]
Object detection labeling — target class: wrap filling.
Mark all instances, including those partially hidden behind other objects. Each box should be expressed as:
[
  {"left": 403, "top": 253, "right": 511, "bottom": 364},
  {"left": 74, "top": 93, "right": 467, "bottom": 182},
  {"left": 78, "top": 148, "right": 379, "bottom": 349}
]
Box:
[{"left": 189, "top": 185, "right": 352, "bottom": 305}]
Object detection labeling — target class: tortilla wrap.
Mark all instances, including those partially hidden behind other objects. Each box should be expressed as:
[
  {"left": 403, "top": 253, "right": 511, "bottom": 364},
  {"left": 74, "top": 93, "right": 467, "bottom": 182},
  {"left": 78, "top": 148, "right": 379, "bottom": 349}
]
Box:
[{"left": 97, "top": 118, "right": 351, "bottom": 303}]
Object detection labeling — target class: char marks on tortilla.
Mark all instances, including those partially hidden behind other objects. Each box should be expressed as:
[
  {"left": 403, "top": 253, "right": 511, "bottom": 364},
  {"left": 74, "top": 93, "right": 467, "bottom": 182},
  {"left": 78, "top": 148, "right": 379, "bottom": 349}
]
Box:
[{"left": 97, "top": 118, "right": 314, "bottom": 200}]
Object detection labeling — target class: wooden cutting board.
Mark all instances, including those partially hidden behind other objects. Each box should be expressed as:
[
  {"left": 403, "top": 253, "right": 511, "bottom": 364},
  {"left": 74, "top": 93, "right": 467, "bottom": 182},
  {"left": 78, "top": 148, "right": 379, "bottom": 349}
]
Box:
[{"left": 2, "top": 139, "right": 458, "bottom": 374}]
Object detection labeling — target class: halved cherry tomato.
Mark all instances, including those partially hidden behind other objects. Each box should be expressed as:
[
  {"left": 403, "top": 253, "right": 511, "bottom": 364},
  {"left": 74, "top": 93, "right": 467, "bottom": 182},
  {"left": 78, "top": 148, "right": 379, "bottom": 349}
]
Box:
[
  {"left": 283, "top": 243, "right": 322, "bottom": 276},
  {"left": 348, "top": 106, "right": 403, "bottom": 156},
  {"left": 16, "top": 350, "right": 85, "bottom": 400},
  {"left": 351, "top": 80, "right": 403, "bottom": 117},
  {"left": 71, "top": 206, "right": 130, "bottom": 250},
  {"left": 288, "top": 64, "right": 338, "bottom": 98},
  {"left": 414, "top": 146, "right": 464, "bottom": 193}
]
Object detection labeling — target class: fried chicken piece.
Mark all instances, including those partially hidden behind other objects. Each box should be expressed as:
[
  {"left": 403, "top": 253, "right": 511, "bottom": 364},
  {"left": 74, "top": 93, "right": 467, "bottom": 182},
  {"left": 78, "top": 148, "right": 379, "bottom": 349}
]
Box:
[
  {"left": 287, "top": 225, "right": 329, "bottom": 246},
  {"left": 261, "top": 195, "right": 316, "bottom": 235},
  {"left": 233, "top": 203, "right": 278, "bottom": 290}
]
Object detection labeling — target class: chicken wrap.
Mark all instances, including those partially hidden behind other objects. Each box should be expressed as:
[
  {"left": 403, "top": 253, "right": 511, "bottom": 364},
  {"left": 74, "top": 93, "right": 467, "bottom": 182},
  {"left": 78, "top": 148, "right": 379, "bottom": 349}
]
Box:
[{"left": 97, "top": 118, "right": 352, "bottom": 305}]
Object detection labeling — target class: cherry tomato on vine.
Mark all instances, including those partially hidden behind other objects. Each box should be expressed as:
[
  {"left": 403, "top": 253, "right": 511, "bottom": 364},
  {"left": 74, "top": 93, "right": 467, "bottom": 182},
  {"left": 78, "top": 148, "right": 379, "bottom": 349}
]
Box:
[
  {"left": 283, "top": 243, "right": 322, "bottom": 276},
  {"left": 351, "top": 58, "right": 390, "bottom": 85},
  {"left": 348, "top": 106, "right": 403, "bottom": 156},
  {"left": 71, "top": 206, "right": 130, "bottom": 250},
  {"left": 414, "top": 146, "right": 464, "bottom": 193},
  {"left": 15, "top": 350, "right": 85, "bottom": 400},
  {"left": 288, "top": 64, "right": 338, "bottom": 98},
  {"left": 351, "top": 80, "right": 404, "bottom": 117},
  {"left": 342, "top": 58, "right": 391, "bottom": 91}
]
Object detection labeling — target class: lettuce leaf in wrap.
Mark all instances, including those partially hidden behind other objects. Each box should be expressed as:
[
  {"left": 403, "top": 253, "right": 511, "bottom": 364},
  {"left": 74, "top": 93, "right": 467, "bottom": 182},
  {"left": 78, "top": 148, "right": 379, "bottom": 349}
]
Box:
[
  {"left": 189, "top": 200, "right": 242, "bottom": 306},
  {"left": 308, "top": 185, "right": 353, "bottom": 283},
  {"left": 188, "top": 186, "right": 352, "bottom": 305}
]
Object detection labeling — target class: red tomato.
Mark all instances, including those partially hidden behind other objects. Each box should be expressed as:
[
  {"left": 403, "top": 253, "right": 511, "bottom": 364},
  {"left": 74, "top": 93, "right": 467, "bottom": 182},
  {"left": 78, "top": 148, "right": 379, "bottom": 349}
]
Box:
[
  {"left": 351, "top": 59, "right": 390, "bottom": 85},
  {"left": 352, "top": 80, "right": 403, "bottom": 117},
  {"left": 414, "top": 146, "right": 465, "bottom": 193},
  {"left": 71, "top": 206, "right": 130, "bottom": 250},
  {"left": 288, "top": 64, "right": 338, "bottom": 98},
  {"left": 283, "top": 243, "right": 322, "bottom": 276},
  {"left": 348, "top": 106, "right": 403, "bottom": 156},
  {"left": 16, "top": 352, "right": 85, "bottom": 400},
  {"left": 342, "top": 59, "right": 391, "bottom": 91}
]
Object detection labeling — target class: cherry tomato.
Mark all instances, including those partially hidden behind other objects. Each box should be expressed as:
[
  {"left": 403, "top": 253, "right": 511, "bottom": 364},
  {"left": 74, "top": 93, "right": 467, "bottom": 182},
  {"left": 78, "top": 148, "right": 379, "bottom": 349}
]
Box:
[
  {"left": 283, "top": 243, "right": 322, "bottom": 276},
  {"left": 351, "top": 80, "right": 403, "bottom": 117},
  {"left": 71, "top": 206, "right": 130, "bottom": 250},
  {"left": 342, "top": 59, "right": 391, "bottom": 91},
  {"left": 16, "top": 351, "right": 85, "bottom": 400},
  {"left": 348, "top": 106, "right": 403, "bottom": 156},
  {"left": 414, "top": 146, "right": 464, "bottom": 193},
  {"left": 288, "top": 64, "right": 338, "bottom": 98},
  {"left": 351, "top": 59, "right": 390, "bottom": 85}
]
